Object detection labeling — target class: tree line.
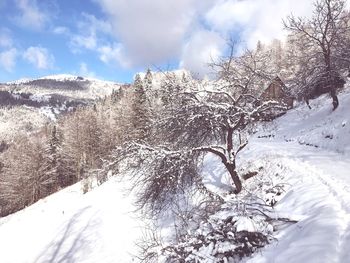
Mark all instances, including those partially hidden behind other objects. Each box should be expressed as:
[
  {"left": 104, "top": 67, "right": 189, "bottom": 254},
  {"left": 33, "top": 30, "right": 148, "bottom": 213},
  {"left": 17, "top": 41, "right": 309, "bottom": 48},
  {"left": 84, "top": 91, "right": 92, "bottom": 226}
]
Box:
[{"left": 0, "top": 77, "right": 150, "bottom": 216}]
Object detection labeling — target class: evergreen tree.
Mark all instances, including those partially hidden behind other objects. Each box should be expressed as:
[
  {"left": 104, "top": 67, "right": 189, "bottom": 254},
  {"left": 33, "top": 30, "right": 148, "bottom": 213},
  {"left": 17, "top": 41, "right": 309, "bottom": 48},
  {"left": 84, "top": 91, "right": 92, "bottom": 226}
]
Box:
[
  {"left": 44, "top": 125, "right": 61, "bottom": 191},
  {"left": 131, "top": 74, "right": 151, "bottom": 141},
  {"left": 134, "top": 73, "right": 143, "bottom": 88},
  {"left": 144, "top": 68, "right": 153, "bottom": 89}
]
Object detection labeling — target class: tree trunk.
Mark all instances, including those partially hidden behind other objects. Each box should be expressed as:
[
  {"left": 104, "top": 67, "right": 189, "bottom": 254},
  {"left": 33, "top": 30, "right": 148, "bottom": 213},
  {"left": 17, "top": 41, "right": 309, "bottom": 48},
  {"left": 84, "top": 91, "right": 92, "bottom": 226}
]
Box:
[
  {"left": 200, "top": 142, "right": 243, "bottom": 194},
  {"left": 225, "top": 162, "right": 242, "bottom": 194},
  {"left": 330, "top": 88, "right": 339, "bottom": 110},
  {"left": 323, "top": 44, "right": 339, "bottom": 111},
  {"left": 305, "top": 97, "right": 312, "bottom": 109}
]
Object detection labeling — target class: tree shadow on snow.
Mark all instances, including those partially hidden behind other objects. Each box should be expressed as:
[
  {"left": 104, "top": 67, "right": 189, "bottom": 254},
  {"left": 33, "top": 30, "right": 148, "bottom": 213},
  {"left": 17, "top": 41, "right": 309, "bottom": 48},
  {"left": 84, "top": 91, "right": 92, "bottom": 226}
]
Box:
[
  {"left": 34, "top": 206, "right": 100, "bottom": 263},
  {"left": 201, "top": 155, "right": 233, "bottom": 193}
]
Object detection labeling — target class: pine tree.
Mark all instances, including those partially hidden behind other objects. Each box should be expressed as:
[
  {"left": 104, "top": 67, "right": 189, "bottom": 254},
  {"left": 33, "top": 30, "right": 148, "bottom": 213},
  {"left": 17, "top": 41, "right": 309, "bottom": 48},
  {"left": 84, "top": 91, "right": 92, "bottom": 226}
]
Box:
[
  {"left": 144, "top": 68, "right": 153, "bottom": 89},
  {"left": 44, "top": 125, "right": 61, "bottom": 191},
  {"left": 134, "top": 73, "right": 143, "bottom": 88},
  {"left": 130, "top": 74, "right": 151, "bottom": 141}
]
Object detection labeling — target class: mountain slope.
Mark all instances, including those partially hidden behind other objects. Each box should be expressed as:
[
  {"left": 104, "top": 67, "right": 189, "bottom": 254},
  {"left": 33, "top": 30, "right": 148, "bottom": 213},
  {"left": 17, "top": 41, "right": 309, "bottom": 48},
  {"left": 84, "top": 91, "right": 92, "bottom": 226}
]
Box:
[
  {"left": 4, "top": 74, "right": 120, "bottom": 100},
  {"left": 242, "top": 88, "right": 350, "bottom": 263},
  {"left": 190, "top": 87, "right": 350, "bottom": 262},
  {"left": 0, "top": 177, "right": 144, "bottom": 263},
  {"left": 0, "top": 85, "right": 349, "bottom": 262},
  {"left": 0, "top": 75, "right": 121, "bottom": 140}
]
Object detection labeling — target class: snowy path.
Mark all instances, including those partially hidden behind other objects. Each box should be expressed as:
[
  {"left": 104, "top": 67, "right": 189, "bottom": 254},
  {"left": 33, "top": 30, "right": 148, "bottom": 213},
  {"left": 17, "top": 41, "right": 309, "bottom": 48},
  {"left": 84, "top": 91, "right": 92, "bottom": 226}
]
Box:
[
  {"left": 245, "top": 139, "right": 350, "bottom": 263},
  {"left": 0, "top": 177, "right": 144, "bottom": 263}
]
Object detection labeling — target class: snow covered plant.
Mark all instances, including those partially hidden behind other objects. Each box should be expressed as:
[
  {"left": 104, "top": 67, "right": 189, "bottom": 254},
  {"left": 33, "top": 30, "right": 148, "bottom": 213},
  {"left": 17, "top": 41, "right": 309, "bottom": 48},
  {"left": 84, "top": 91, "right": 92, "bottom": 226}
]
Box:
[
  {"left": 108, "top": 73, "right": 287, "bottom": 218},
  {"left": 284, "top": 0, "right": 350, "bottom": 110},
  {"left": 154, "top": 85, "right": 284, "bottom": 194},
  {"left": 106, "top": 143, "right": 221, "bottom": 216},
  {"left": 136, "top": 154, "right": 297, "bottom": 263}
]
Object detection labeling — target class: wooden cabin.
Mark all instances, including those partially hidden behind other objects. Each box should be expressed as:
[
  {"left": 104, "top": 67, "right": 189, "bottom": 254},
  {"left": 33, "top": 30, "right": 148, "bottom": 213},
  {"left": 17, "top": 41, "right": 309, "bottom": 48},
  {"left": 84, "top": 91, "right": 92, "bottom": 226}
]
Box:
[{"left": 261, "top": 76, "right": 294, "bottom": 109}]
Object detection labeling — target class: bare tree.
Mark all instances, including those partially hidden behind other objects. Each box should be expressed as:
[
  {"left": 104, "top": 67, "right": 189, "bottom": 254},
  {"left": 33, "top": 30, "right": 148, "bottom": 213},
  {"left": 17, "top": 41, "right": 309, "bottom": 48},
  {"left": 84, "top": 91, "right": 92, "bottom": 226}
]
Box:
[
  {"left": 0, "top": 136, "right": 57, "bottom": 216},
  {"left": 110, "top": 63, "right": 284, "bottom": 217},
  {"left": 211, "top": 40, "right": 276, "bottom": 96},
  {"left": 155, "top": 84, "right": 282, "bottom": 194},
  {"left": 284, "top": 0, "right": 350, "bottom": 110}
]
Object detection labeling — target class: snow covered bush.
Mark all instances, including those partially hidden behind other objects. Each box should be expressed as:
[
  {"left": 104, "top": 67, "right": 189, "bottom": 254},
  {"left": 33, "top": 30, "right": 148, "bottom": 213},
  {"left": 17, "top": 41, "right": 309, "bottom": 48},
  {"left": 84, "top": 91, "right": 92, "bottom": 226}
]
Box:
[{"left": 136, "top": 153, "right": 297, "bottom": 263}]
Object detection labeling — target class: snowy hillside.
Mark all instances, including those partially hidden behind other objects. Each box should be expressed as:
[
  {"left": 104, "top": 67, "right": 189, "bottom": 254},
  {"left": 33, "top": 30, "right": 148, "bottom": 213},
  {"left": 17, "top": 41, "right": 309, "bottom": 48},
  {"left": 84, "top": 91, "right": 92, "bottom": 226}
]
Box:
[
  {"left": 0, "top": 177, "right": 144, "bottom": 263},
  {"left": 243, "top": 88, "right": 350, "bottom": 262},
  {"left": 0, "top": 86, "right": 349, "bottom": 262},
  {"left": 0, "top": 106, "right": 50, "bottom": 141},
  {"left": 3, "top": 74, "right": 120, "bottom": 101},
  {"left": 0, "top": 75, "right": 121, "bottom": 140}
]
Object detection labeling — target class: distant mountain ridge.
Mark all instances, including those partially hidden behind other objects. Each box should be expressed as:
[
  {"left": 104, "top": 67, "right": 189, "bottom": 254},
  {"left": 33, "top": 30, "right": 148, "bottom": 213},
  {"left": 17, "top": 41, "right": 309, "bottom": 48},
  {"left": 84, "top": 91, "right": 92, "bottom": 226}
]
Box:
[
  {"left": 0, "top": 74, "right": 122, "bottom": 140},
  {"left": 2, "top": 74, "right": 121, "bottom": 100}
]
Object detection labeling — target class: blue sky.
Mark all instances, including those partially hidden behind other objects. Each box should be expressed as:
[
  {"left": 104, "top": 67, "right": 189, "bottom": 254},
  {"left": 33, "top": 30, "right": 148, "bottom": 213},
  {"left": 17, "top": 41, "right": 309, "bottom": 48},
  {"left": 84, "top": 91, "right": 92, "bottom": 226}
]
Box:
[{"left": 0, "top": 0, "right": 317, "bottom": 83}]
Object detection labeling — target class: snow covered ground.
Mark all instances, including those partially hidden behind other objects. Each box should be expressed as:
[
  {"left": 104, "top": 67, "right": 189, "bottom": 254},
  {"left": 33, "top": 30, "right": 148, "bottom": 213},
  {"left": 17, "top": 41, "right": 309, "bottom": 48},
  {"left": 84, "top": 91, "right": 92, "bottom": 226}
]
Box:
[
  {"left": 0, "top": 87, "right": 349, "bottom": 262},
  {"left": 242, "top": 89, "right": 350, "bottom": 263},
  {"left": 199, "top": 88, "right": 350, "bottom": 262},
  {"left": 0, "top": 177, "right": 144, "bottom": 263}
]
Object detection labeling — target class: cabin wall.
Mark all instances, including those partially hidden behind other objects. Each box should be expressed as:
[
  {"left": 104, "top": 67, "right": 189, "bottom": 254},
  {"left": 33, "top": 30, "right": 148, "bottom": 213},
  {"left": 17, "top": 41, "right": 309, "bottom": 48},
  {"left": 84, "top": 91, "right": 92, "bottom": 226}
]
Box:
[{"left": 261, "top": 79, "right": 294, "bottom": 109}]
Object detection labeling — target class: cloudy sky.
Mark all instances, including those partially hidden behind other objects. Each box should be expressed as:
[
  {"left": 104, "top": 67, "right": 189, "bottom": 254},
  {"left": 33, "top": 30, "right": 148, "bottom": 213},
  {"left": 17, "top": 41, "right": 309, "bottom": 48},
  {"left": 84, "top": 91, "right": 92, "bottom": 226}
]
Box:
[{"left": 0, "top": 0, "right": 324, "bottom": 83}]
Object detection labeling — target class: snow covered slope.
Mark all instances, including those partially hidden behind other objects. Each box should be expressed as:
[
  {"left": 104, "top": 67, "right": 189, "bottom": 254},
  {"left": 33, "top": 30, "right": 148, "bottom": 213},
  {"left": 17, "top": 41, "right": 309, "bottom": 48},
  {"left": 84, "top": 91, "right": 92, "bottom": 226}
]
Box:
[
  {"left": 0, "top": 85, "right": 349, "bottom": 262},
  {"left": 241, "top": 87, "right": 350, "bottom": 263},
  {"left": 0, "top": 75, "right": 121, "bottom": 140},
  {"left": 0, "top": 177, "right": 144, "bottom": 263},
  {"left": 198, "top": 87, "right": 350, "bottom": 262},
  {"left": 3, "top": 74, "right": 120, "bottom": 101},
  {"left": 0, "top": 106, "right": 50, "bottom": 141}
]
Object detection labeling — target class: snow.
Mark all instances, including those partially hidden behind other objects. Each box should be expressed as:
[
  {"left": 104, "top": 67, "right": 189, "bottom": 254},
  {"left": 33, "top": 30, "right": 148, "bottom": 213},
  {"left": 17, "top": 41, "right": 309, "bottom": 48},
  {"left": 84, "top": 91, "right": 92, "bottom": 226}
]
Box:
[
  {"left": 39, "top": 106, "right": 57, "bottom": 121},
  {"left": 39, "top": 74, "right": 86, "bottom": 81},
  {"left": 0, "top": 75, "right": 122, "bottom": 140},
  {"left": 3, "top": 74, "right": 121, "bottom": 100},
  {"left": 5, "top": 78, "right": 33, "bottom": 85},
  {"left": 0, "top": 177, "right": 144, "bottom": 263},
  {"left": 235, "top": 217, "right": 257, "bottom": 232},
  {"left": 267, "top": 91, "right": 350, "bottom": 154},
  {"left": 199, "top": 87, "right": 350, "bottom": 262},
  {"left": 6, "top": 74, "right": 116, "bottom": 85},
  {"left": 0, "top": 106, "right": 50, "bottom": 141},
  {"left": 0, "top": 84, "right": 350, "bottom": 262},
  {"left": 241, "top": 140, "right": 350, "bottom": 263},
  {"left": 242, "top": 87, "right": 350, "bottom": 263},
  {"left": 29, "top": 94, "right": 51, "bottom": 103}
]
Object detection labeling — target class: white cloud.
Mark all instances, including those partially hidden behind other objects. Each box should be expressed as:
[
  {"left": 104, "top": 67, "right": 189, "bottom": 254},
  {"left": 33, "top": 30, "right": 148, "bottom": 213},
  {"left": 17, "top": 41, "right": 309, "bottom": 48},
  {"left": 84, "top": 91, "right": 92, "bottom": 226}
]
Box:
[
  {"left": 40, "top": 0, "right": 319, "bottom": 79},
  {"left": 97, "top": 43, "right": 130, "bottom": 68},
  {"left": 70, "top": 13, "right": 112, "bottom": 52},
  {"left": 180, "top": 30, "right": 225, "bottom": 77},
  {"left": 0, "top": 48, "right": 18, "bottom": 72},
  {"left": 14, "top": 0, "right": 50, "bottom": 30},
  {"left": 0, "top": 28, "right": 13, "bottom": 48},
  {"left": 94, "top": 0, "right": 208, "bottom": 67},
  {"left": 92, "top": 0, "right": 317, "bottom": 74},
  {"left": 71, "top": 33, "right": 98, "bottom": 51},
  {"left": 23, "top": 46, "right": 54, "bottom": 70},
  {"left": 205, "top": 0, "right": 315, "bottom": 48},
  {"left": 53, "top": 26, "right": 70, "bottom": 35},
  {"left": 78, "top": 62, "right": 96, "bottom": 78},
  {"left": 206, "top": 0, "right": 257, "bottom": 32}
]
